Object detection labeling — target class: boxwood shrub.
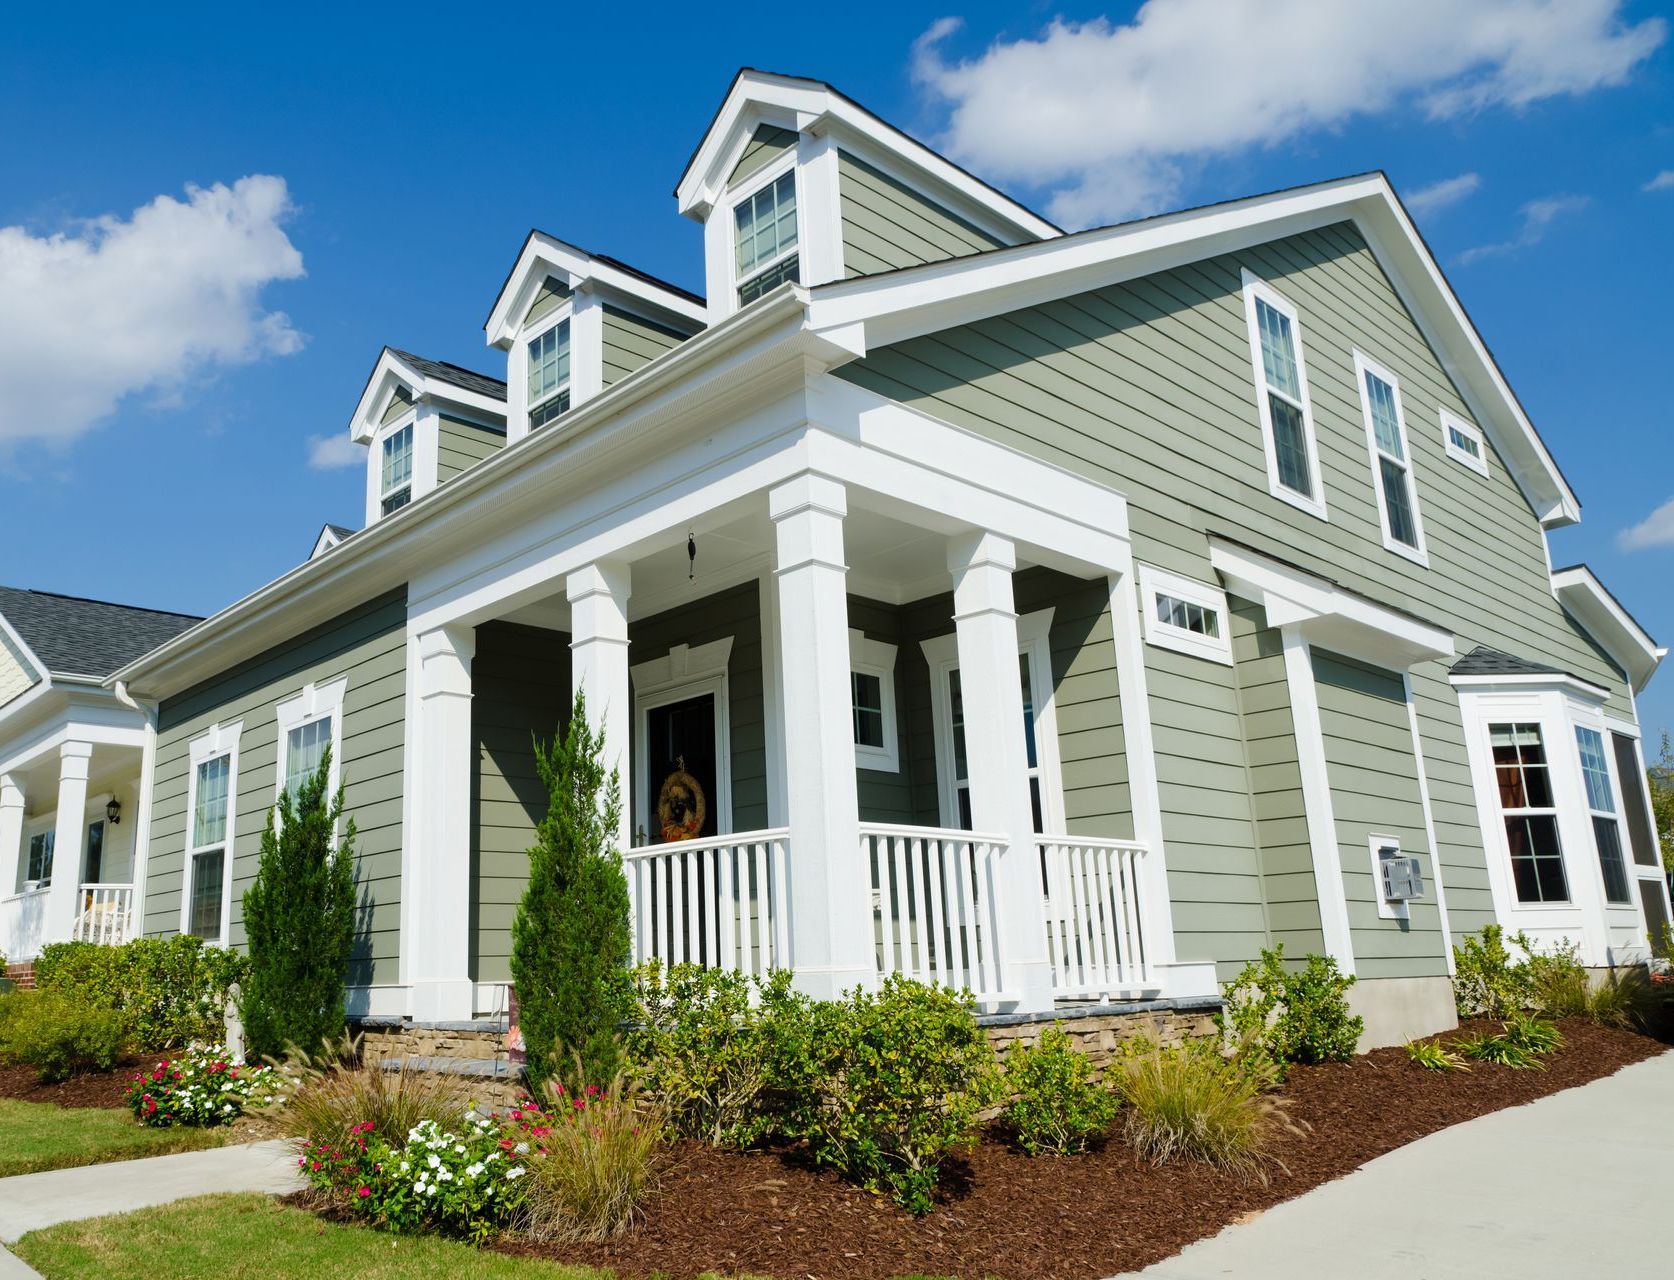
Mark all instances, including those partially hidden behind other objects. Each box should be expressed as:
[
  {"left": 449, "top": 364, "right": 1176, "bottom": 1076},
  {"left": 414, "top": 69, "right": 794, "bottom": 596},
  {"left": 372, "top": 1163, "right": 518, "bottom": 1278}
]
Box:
[{"left": 34, "top": 935, "right": 246, "bottom": 1050}]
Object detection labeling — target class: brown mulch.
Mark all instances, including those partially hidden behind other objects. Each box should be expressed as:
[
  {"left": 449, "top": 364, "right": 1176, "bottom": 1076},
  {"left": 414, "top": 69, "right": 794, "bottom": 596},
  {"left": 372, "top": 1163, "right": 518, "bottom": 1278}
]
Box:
[
  {"left": 481, "top": 1020, "right": 1663, "bottom": 1280},
  {"left": 0, "top": 1059, "right": 138, "bottom": 1109}
]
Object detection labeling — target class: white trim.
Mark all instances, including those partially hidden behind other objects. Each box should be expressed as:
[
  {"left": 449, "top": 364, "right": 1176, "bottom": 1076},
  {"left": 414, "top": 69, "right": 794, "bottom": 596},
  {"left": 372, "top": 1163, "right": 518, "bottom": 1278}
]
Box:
[
  {"left": 1575, "top": 720, "right": 1637, "bottom": 910},
  {"left": 348, "top": 348, "right": 506, "bottom": 445},
  {"left": 274, "top": 678, "right": 347, "bottom": 807},
  {"left": 1137, "top": 564, "right": 1232, "bottom": 665},
  {"left": 847, "top": 628, "right": 899, "bottom": 773},
  {"left": 1352, "top": 350, "right": 1429, "bottom": 567},
  {"left": 180, "top": 720, "right": 242, "bottom": 945},
  {"left": 1241, "top": 271, "right": 1328, "bottom": 520},
  {"left": 630, "top": 638, "right": 734, "bottom": 843},
  {"left": 1440, "top": 407, "right": 1489, "bottom": 478},
  {"left": 1550, "top": 565, "right": 1666, "bottom": 694},
  {"left": 723, "top": 151, "right": 803, "bottom": 319},
  {"left": 798, "top": 128, "right": 845, "bottom": 286},
  {"left": 1403, "top": 674, "right": 1455, "bottom": 972},
  {"left": 1366, "top": 832, "right": 1409, "bottom": 922}
]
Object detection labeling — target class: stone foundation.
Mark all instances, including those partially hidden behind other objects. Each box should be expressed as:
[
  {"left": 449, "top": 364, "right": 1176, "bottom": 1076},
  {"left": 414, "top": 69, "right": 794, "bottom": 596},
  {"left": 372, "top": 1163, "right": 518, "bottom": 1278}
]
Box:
[
  {"left": 353, "top": 1017, "right": 509, "bottom": 1064},
  {"left": 980, "top": 997, "right": 1223, "bottom": 1076}
]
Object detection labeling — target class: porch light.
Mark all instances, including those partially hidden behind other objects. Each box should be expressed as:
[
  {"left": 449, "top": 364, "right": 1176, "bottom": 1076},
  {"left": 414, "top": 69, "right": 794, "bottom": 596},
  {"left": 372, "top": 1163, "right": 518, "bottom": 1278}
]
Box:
[{"left": 105, "top": 797, "right": 121, "bottom": 825}]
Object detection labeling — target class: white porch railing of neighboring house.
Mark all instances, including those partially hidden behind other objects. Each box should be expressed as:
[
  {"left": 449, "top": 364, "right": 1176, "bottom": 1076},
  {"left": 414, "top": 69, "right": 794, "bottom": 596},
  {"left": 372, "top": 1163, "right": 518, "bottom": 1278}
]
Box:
[
  {"left": 623, "top": 830, "right": 791, "bottom": 975},
  {"left": 1, "top": 886, "right": 49, "bottom": 963},
  {"left": 71, "top": 883, "right": 136, "bottom": 948},
  {"left": 862, "top": 823, "right": 1008, "bottom": 1002},
  {"left": 1040, "top": 836, "right": 1152, "bottom": 998}
]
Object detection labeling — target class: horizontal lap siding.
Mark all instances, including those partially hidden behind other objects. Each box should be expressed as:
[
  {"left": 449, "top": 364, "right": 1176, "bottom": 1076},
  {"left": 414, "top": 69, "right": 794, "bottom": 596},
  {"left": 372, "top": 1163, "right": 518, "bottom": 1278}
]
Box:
[
  {"left": 437, "top": 416, "right": 505, "bottom": 484},
  {"left": 729, "top": 124, "right": 795, "bottom": 187},
  {"left": 837, "top": 221, "right": 1627, "bottom": 975},
  {"left": 837, "top": 151, "right": 1006, "bottom": 277},
  {"left": 148, "top": 591, "right": 407, "bottom": 986},
  {"left": 601, "top": 307, "right": 687, "bottom": 387}
]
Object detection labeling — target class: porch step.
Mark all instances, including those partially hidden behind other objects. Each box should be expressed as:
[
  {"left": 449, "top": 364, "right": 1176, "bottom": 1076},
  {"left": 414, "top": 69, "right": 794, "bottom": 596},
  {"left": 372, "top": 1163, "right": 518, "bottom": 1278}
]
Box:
[
  {"left": 380, "top": 1054, "right": 519, "bottom": 1080},
  {"left": 1, "top": 964, "right": 33, "bottom": 991}
]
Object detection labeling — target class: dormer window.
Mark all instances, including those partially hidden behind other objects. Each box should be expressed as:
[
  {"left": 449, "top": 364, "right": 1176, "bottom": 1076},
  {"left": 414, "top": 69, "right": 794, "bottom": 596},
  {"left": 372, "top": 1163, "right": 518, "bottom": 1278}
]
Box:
[
  {"left": 735, "top": 169, "right": 799, "bottom": 305},
  {"left": 380, "top": 423, "right": 413, "bottom": 515},
  {"left": 528, "top": 318, "right": 571, "bottom": 429}
]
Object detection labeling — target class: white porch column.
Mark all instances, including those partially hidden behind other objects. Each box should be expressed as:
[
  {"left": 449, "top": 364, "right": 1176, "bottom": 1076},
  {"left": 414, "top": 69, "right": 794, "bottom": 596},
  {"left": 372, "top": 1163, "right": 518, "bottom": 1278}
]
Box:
[
  {"left": 409, "top": 625, "right": 476, "bottom": 1022},
  {"left": 0, "top": 775, "right": 23, "bottom": 898},
  {"left": 567, "top": 561, "right": 632, "bottom": 851},
  {"left": 770, "top": 473, "right": 873, "bottom": 998},
  {"left": 948, "top": 532, "right": 1054, "bottom": 1011},
  {"left": 44, "top": 741, "right": 93, "bottom": 945}
]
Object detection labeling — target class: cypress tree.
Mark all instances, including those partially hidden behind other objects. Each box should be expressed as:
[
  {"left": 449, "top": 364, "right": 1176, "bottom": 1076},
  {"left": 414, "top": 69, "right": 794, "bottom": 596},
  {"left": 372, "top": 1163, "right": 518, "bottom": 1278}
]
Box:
[
  {"left": 510, "top": 690, "right": 632, "bottom": 1091},
  {"left": 241, "top": 748, "right": 358, "bottom": 1059}
]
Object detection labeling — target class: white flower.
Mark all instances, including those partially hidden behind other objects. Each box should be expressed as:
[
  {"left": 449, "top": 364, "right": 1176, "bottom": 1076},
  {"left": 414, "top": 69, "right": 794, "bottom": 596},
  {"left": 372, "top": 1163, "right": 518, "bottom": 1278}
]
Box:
[
  {"left": 505, "top": 1166, "right": 527, "bottom": 1181},
  {"left": 427, "top": 1154, "right": 441, "bottom": 1170},
  {"left": 514, "top": 1142, "right": 529, "bottom": 1155},
  {"left": 424, "top": 1184, "right": 436, "bottom": 1196}
]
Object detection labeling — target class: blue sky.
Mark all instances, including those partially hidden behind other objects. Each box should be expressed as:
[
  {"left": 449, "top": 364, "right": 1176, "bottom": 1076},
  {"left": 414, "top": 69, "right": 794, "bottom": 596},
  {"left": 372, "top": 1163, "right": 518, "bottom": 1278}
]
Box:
[{"left": 2, "top": 1, "right": 1672, "bottom": 730}]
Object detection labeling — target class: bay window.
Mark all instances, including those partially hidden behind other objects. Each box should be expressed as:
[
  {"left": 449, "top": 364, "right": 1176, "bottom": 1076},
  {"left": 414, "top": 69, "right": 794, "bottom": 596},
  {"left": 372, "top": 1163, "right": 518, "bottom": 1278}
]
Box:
[
  {"left": 1575, "top": 726, "right": 1633, "bottom": 904},
  {"left": 1490, "top": 722, "right": 1570, "bottom": 904}
]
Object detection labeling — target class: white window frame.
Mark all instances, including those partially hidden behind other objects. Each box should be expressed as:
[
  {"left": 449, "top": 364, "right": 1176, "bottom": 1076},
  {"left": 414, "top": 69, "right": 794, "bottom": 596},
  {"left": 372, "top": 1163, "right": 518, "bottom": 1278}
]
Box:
[
  {"left": 728, "top": 152, "right": 802, "bottom": 309},
  {"left": 23, "top": 823, "right": 54, "bottom": 888},
  {"left": 274, "top": 678, "right": 348, "bottom": 811},
  {"left": 630, "top": 638, "right": 734, "bottom": 846},
  {"left": 848, "top": 629, "right": 900, "bottom": 773},
  {"left": 1138, "top": 564, "right": 1232, "bottom": 665},
  {"left": 524, "top": 309, "right": 573, "bottom": 432},
  {"left": 1439, "top": 408, "right": 1489, "bottom": 478},
  {"left": 1353, "top": 350, "right": 1429, "bottom": 567},
  {"left": 378, "top": 419, "right": 415, "bottom": 516},
  {"left": 921, "top": 608, "right": 1066, "bottom": 835},
  {"left": 1574, "top": 723, "right": 1636, "bottom": 908},
  {"left": 1240, "top": 270, "right": 1328, "bottom": 520},
  {"left": 180, "top": 720, "right": 243, "bottom": 945}
]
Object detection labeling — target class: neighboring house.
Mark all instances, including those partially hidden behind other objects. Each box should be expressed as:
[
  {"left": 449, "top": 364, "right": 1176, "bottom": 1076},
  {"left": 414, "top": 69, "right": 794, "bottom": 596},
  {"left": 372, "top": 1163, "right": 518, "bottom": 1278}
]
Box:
[
  {"left": 26, "top": 69, "right": 1664, "bottom": 1047},
  {"left": 0, "top": 589, "right": 200, "bottom": 967}
]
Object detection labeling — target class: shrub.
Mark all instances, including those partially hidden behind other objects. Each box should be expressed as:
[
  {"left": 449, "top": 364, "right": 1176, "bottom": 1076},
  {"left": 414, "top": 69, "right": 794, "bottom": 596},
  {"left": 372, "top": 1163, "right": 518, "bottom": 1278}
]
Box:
[
  {"left": 1221, "top": 946, "right": 1362, "bottom": 1078},
  {"left": 0, "top": 989, "right": 127, "bottom": 1082},
  {"left": 511, "top": 692, "right": 633, "bottom": 1093},
  {"left": 241, "top": 747, "right": 359, "bottom": 1060},
  {"left": 1405, "top": 1038, "right": 1469, "bottom": 1072},
  {"left": 126, "top": 1045, "right": 288, "bottom": 1127},
  {"left": 34, "top": 935, "right": 245, "bottom": 1050},
  {"left": 281, "top": 1047, "right": 469, "bottom": 1156},
  {"left": 1000, "top": 1026, "right": 1119, "bottom": 1156},
  {"left": 778, "top": 975, "right": 1000, "bottom": 1215},
  {"left": 1457, "top": 1015, "right": 1561, "bottom": 1070},
  {"left": 627, "top": 963, "right": 806, "bottom": 1146},
  {"left": 515, "top": 1075, "right": 666, "bottom": 1242},
  {"left": 1452, "top": 925, "right": 1535, "bottom": 1018},
  {"left": 1523, "top": 939, "right": 1589, "bottom": 1017},
  {"left": 1115, "top": 1038, "right": 1287, "bottom": 1180},
  {"left": 1583, "top": 968, "right": 1652, "bottom": 1029}
]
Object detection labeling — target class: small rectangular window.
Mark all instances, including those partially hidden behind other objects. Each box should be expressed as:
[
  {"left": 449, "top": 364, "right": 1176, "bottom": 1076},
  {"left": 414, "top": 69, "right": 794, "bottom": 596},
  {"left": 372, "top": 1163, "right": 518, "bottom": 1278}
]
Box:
[
  {"left": 1440, "top": 409, "right": 1489, "bottom": 477},
  {"left": 735, "top": 169, "right": 799, "bottom": 305},
  {"left": 1491, "top": 723, "right": 1570, "bottom": 904},
  {"left": 1355, "top": 353, "right": 1427, "bottom": 565},
  {"left": 1139, "top": 565, "right": 1232, "bottom": 665},
  {"left": 851, "top": 672, "right": 885, "bottom": 748},
  {"left": 848, "top": 630, "right": 900, "bottom": 772},
  {"left": 27, "top": 831, "right": 54, "bottom": 884},
  {"left": 1576, "top": 726, "right": 1633, "bottom": 905},
  {"left": 284, "top": 716, "right": 333, "bottom": 800},
  {"left": 380, "top": 423, "right": 413, "bottom": 515},
  {"left": 527, "top": 319, "right": 571, "bottom": 429}
]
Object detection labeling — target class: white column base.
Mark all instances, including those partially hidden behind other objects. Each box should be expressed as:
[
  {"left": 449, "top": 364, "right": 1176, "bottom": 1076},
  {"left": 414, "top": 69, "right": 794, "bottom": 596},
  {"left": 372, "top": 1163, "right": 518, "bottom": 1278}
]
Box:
[{"left": 409, "top": 978, "right": 477, "bottom": 1024}]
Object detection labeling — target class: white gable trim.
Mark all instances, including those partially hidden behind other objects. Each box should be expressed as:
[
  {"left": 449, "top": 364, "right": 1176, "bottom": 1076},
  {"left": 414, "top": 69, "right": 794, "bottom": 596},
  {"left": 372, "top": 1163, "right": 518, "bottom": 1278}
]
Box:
[
  {"left": 348, "top": 349, "right": 506, "bottom": 445},
  {"left": 1551, "top": 565, "right": 1665, "bottom": 693}
]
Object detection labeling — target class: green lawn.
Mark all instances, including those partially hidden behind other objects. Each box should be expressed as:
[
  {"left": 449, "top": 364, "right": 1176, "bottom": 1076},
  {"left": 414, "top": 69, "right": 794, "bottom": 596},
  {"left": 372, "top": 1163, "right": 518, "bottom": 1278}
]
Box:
[
  {"left": 0, "top": 1098, "right": 222, "bottom": 1177},
  {"left": 14, "top": 1194, "right": 613, "bottom": 1280}
]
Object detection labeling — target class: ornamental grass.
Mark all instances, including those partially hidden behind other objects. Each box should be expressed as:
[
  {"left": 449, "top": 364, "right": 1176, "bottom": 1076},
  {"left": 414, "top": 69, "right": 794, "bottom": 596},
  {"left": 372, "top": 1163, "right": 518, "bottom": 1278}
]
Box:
[
  {"left": 279, "top": 1041, "right": 471, "bottom": 1155},
  {"left": 1114, "top": 1039, "right": 1291, "bottom": 1181}
]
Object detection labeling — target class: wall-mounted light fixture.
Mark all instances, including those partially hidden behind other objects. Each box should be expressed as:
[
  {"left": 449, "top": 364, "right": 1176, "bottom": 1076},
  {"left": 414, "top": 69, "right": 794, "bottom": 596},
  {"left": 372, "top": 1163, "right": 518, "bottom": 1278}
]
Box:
[{"left": 105, "top": 797, "right": 121, "bottom": 825}]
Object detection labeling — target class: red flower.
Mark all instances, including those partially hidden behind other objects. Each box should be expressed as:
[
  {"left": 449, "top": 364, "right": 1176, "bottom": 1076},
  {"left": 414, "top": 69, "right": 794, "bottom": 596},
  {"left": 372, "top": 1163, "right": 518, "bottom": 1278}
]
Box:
[{"left": 357, "top": 1186, "right": 371, "bottom": 1198}]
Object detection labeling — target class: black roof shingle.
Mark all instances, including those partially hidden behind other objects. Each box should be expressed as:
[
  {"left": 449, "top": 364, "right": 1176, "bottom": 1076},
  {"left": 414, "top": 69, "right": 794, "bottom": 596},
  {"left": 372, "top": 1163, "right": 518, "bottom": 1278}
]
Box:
[
  {"left": 1450, "top": 646, "right": 1567, "bottom": 679},
  {"left": 0, "top": 587, "right": 201, "bottom": 679},
  {"left": 387, "top": 348, "right": 507, "bottom": 401}
]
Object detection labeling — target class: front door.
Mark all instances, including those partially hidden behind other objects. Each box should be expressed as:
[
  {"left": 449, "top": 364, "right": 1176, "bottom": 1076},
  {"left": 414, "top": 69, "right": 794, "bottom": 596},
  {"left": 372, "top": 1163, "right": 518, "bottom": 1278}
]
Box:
[{"left": 645, "top": 693, "right": 718, "bottom": 844}]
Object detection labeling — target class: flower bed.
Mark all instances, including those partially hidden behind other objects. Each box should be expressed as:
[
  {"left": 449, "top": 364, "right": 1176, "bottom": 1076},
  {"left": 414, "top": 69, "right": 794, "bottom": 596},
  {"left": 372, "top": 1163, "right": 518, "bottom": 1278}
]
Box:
[{"left": 126, "top": 1045, "right": 288, "bottom": 1127}]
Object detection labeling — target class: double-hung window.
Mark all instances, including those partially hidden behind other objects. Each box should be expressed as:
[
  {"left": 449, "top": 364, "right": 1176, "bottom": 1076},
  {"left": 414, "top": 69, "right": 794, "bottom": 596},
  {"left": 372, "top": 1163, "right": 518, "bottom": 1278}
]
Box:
[
  {"left": 380, "top": 422, "right": 413, "bottom": 515},
  {"left": 26, "top": 831, "right": 53, "bottom": 885},
  {"left": 1355, "top": 353, "right": 1427, "bottom": 564},
  {"left": 849, "top": 630, "right": 900, "bottom": 772},
  {"left": 1490, "top": 723, "right": 1570, "bottom": 904},
  {"left": 1575, "top": 726, "right": 1633, "bottom": 904},
  {"left": 187, "top": 754, "right": 231, "bottom": 940},
  {"left": 734, "top": 169, "right": 799, "bottom": 306},
  {"left": 527, "top": 319, "right": 571, "bottom": 430},
  {"left": 1241, "top": 272, "right": 1325, "bottom": 517},
  {"left": 283, "top": 715, "right": 333, "bottom": 800}
]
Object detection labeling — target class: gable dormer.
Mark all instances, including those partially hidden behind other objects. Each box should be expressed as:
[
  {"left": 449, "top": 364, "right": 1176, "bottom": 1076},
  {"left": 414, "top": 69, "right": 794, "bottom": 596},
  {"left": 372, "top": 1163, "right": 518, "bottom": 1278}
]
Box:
[
  {"left": 485, "top": 234, "right": 708, "bottom": 444},
  {"left": 348, "top": 348, "right": 509, "bottom": 528},
  {"left": 676, "top": 70, "right": 1062, "bottom": 324}
]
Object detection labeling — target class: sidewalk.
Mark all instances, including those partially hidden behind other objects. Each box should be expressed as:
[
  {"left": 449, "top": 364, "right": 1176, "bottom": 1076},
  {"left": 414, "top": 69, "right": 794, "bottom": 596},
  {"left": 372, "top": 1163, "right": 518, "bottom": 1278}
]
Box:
[
  {"left": 0, "top": 1140, "right": 302, "bottom": 1245},
  {"left": 1123, "top": 1050, "right": 1673, "bottom": 1279}
]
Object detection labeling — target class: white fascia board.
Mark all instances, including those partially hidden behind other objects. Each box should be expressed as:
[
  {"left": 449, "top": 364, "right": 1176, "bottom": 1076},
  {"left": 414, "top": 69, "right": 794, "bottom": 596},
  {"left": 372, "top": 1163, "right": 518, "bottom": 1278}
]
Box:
[
  {"left": 807, "top": 172, "right": 1579, "bottom": 530},
  {"left": 1209, "top": 536, "right": 1454, "bottom": 669},
  {"left": 675, "top": 69, "right": 1059, "bottom": 243},
  {"left": 1551, "top": 565, "right": 1665, "bottom": 693},
  {"left": 109, "top": 290, "right": 836, "bottom": 702},
  {"left": 350, "top": 352, "right": 506, "bottom": 445},
  {"left": 1449, "top": 670, "right": 1613, "bottom": 705},
  {"left": 310, "top": 526, "right": 346, "bottom": 561}
]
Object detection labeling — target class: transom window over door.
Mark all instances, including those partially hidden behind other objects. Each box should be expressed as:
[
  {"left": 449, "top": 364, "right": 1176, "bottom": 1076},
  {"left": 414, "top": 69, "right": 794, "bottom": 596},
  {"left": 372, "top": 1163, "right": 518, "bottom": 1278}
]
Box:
[
  {"left": 527, "top": 319, "right": 571, "bottom": 430},
  {"left": 380, "top": 423, "right": 413, "bottom": 515},
  {"left": 1241, "top": 272, "right": 1325, "bottom": 518},
  {"left": 734, "top": 169, "right": 799, "bottom": 305},
  {"left": 1575, "top": 726, "right": 1632, "bottom": 904},
  {"left": 1491, "top": 723, "right": 1570, "bottom": 904},
  {"left": 1355, "top": 353, "right": 1427, "bottom": 563}
]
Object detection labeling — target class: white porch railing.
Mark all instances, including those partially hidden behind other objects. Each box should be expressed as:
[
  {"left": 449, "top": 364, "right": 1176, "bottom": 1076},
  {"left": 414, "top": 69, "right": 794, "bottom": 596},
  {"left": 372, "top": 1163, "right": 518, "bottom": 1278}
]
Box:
[
  {"left": 862, "top": 823, "right": 1007, "bottom": 1002},
  {"left": 1, "top": 886, "right": 49, "bottom": 963},
  {"left": 623, "top": 829, "right": 790, "bottom": 975},
  {"left": 72, "top": 883, "right": 135, "bottom": 948},
  {"left": 1041, "top": 836, "right": 1152, "bottom": 998}
]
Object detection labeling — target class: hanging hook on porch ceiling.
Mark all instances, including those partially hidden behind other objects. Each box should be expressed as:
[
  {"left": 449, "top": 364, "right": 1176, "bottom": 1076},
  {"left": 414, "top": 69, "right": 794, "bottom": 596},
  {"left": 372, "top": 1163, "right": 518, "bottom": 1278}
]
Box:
[{"left": 687, "top": 530, "right": 697, "bottom": 582}]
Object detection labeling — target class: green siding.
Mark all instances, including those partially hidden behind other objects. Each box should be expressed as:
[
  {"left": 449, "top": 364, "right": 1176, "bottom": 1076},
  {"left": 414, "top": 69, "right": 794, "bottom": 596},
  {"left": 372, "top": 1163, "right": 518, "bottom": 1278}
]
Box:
[
  {"left": 1314, "top": 651, "right": 1447, "bottom": 978},
  {"left": 838, "top": 151, "right": 1007, "bottom": 277},
  {"left": 437, "top": 416, "right": 505, "bottom": 483},
  {"left": 147, "top": 591, "right": 407, "bottom": 986},
  {"left": 524, "top": 276, "right": 570, "bottom": 329},
  {"left": 380, "top": 385, "right": 413, "bottom": 427},
  {"left": 729, "top": 124, "right": 796, "bottom": 187},
  {"left": 836, "top": 220, "right": 1627, "bottom": 974},
  {"left": 471, "top": 622, "right": 570, "bottom": 984},
  {"left": 601, "top": 306, "right": 688, "bottom": 387},
  {"left": 848, "top": 596, "right": 916, "bottom": 824}
]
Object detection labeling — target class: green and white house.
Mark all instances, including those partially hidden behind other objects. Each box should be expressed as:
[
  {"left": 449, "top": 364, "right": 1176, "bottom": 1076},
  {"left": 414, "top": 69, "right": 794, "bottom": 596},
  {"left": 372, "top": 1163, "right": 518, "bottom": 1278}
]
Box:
[{"left": 6, "top": 70, "right": 1669, "bottom": 1047}]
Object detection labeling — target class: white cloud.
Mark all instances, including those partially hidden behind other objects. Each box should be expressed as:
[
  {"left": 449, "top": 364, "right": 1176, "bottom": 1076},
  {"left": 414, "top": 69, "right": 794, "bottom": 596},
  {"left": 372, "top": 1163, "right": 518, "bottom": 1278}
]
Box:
[
  {"left": 307, "top": 433, "right": 364, "bottom": 471},
  {"left": 1645, "top": 169, "right": 1674, "bottom": 192},
  {"left": 913, "top": 1, "right": 1665, "bottom": 225},
  {"left": 1405, "top": 172, "right": 1482, "bottom": 217},
  {"left": 1617, "top": 496, "right": 1674, "bottom": 550},
  {"left": 1457, "top": 194, "right": 1589, "bottom": 264},
  {"left": 0, "top": 175, "right": 305, "bottom": 448}
]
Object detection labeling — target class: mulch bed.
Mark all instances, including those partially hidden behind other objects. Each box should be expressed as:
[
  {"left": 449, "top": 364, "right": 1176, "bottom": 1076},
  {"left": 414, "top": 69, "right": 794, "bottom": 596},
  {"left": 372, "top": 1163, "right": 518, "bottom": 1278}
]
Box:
[
  {"left": 483, "top": 1019, "right": 1663, "bottom": 1280},
  {"left": 0, "top": 1060, "right": 138, "bottom": 1110}
]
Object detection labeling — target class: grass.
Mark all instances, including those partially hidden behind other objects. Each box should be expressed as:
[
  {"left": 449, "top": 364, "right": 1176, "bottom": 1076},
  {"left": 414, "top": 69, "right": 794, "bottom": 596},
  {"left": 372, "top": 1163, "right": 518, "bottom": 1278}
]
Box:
[
  {"left": 13, "top": 1193, "right": 613, "bottom": 1280},
  {"left": 1113, "top": 1042, "right": 1288, "bottom": 1181},
  {"left": 0, "top": 1098, "right": 222, "bottom": 1177}
]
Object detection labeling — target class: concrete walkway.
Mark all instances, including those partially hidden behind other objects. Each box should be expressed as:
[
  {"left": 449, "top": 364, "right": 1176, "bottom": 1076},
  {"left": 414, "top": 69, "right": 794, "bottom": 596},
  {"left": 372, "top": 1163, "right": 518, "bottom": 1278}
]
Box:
[
  {"left": 0, "top": 1140, "right": 303, "bottom": 1245},
  {"left": 1125, "top": 1050, "right": 1674, "bottom": 1279}
]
